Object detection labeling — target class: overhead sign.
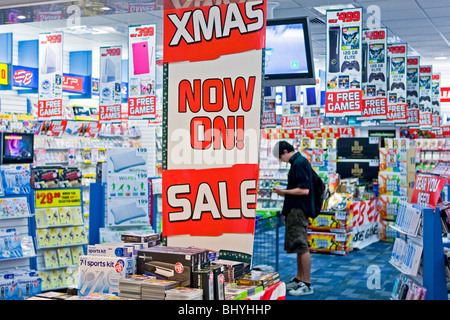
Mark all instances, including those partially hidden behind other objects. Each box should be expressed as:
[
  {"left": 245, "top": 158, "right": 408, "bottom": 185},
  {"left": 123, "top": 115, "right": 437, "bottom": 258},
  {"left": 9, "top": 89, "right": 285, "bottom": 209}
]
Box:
[
  {"left": 325, "top": 7, "right": 363, "bottom": 117},
  {"left": 38, "top": 32, "right": 63, "bottom": 120},
  {"left": 128, "top": 24, "right": 157, "bottom": 120}
]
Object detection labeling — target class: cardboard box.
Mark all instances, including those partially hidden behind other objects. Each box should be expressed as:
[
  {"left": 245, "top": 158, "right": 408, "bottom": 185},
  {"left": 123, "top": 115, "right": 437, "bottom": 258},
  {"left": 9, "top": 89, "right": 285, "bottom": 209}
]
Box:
[
  {"left": 307, "top": 231, "right": 353, "bottom": 255},
  {"left": 377, "top": 195, "right": 407, "bottom": 220},
  {"left": 137, "top": 246, "right": 201, "bottom": 287},
  {"left": 309, "top": 211, "right": 353, "bottom": 233},
  {"left": 336, "top": 160, "right": 379, "bottom": 183}
]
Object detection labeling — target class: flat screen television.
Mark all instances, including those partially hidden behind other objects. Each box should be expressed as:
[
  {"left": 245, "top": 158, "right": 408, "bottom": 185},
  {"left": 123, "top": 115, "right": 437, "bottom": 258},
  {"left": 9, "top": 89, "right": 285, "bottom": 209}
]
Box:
[
  {"left": 1, "top": 132, "right": 34, "bottom": 164},
  {"left": 265, "top": 17, "right": 316, "bottom": 86}
]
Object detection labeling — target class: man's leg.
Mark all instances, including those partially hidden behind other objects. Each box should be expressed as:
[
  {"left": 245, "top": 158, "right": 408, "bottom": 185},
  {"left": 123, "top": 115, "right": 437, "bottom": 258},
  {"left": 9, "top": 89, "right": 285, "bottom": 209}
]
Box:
[{"left": 297, "top": 251, "right": 311, "bottom": 284}]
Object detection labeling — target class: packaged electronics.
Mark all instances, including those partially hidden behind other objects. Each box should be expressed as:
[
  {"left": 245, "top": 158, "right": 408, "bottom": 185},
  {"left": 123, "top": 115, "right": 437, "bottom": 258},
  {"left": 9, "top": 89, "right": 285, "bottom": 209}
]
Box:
[
  {"left": 235, "top": 270, "right": 280, "bottom": 289},
  {"left": 308, "top": 232, "right": 353, "bottom": 255},
  {"left": 31, "top": 168, "right": 60, "bottom": 189},
  {"left": 78, "top": 255, "right": 133, "bottom": 296},
  {"left": 0, "top": 228, "right": 23, "bottom": 259},
  {"left": 137, "top": 246, "right": 207, "bottom": 287}
]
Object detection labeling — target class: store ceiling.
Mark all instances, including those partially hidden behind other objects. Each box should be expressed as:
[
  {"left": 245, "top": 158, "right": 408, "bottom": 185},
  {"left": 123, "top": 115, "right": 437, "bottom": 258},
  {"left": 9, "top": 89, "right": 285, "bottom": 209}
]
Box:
[{"left": 2, "top": 0, "right": 450, "bottom": 84}]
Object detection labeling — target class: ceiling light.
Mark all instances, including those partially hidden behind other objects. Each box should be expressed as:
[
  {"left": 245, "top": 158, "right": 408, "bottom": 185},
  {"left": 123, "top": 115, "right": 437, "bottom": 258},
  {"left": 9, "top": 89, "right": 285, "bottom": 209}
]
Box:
[
  {"left": 102, "top": 6, "right": 111, "bottom": 11},
  {"left": 314, "top": 4, "right": 354, "bottom": 15},
  {"left": 17, "top": 15, "right": 26, "bottom": 20},
  {"left": 435, "top": 56, "right": 447, "bottom": 60}
]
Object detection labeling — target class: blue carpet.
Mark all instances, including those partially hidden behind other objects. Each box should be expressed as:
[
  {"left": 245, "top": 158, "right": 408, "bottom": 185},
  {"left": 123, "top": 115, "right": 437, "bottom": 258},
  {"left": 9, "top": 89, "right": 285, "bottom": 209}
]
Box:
[{"left": 253, "top": 225, "right": 398, "bottom": 300}]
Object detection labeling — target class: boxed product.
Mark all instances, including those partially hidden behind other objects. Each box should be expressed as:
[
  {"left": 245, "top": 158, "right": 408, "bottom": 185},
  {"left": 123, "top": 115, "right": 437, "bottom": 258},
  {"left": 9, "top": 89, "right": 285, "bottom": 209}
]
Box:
[
  {"left": 31, "top": 168, "right": 60, "bottom": 189},
  {"left": 0, "top": 273, "right": 18, "bottom": 300},
  {"left": 307, "top": 231, "right": 353, "bottom": 255},
  {"left": 120, "top": 232, "right": 160, "bottom": 243},
  {"left": 323, "top": 192, "right": 353, "bottom": 212},
  {"left": 87, "top": 244, "right": 134, "bottom": 258},
  {"left": 378, "top": 171, "right": 408, "bottom": 196},
  {"left": 0, "top": 228, "right": 23, "bottom": 259},
  {"left": 235, "top": 270, "right": 280, "bottom": 289},
  {"left": 15, "top": 271, "right": 42, "bottom": 300},
  {"left": 137, "top": 246, "right": 203, "bottom": 287},
  {"left": 379, "top": 148, "right": 416, "bottom": 173},
  {"left": 192, "top": 268, "right": 215, "bottom": 300},
  {"left": 377, "top": 195, "right": 407, "bottom": 220},
  {"left": 337, "top": 137, "right": 380, "bottom": 160},
  {"left": 1, "top": 165, "right": 31, "bottom": 195},
  {"left": 78, "top": 255, "right": 134, "bottom": 296},
  {"left": 309, "top": 211, "right": 353, "bottom": 233},
  {"left": 336, "top": 160, "right": 379, "bottom": 183},
  {"left": 59, "top": 168, "right": 82, "bottom": 188},
  {"left": 209, "top": 264, "right": 225, "bottom": 300}
]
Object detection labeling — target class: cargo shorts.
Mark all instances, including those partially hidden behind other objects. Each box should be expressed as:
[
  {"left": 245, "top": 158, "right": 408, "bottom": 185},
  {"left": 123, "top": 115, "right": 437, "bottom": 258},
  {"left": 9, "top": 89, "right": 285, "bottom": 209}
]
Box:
[{"left": 284, "top": 208, "right": 310, "bottom": 254}]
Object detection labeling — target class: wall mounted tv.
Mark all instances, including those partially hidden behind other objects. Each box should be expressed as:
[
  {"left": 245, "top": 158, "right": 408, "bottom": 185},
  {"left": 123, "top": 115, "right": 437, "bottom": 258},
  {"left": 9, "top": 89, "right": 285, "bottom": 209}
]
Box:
[
  {"left": 265, "top": 17, "right": 316, "bottom": 86},
  {"left": 1, "top": 132, "right": 34, "bottom": 164}
]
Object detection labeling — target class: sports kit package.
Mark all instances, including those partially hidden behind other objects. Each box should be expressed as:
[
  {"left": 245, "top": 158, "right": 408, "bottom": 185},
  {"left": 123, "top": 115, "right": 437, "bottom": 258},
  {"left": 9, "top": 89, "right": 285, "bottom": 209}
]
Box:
[{"left": 78, "top": 255, "right": 133, "bottom": 296}]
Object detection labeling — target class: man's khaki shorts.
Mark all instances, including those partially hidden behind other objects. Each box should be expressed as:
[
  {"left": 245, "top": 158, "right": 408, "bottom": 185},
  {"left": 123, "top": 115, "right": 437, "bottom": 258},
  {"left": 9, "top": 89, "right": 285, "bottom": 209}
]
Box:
[{"left": 284, "top": 208, "right": 310, "bottom": 254}]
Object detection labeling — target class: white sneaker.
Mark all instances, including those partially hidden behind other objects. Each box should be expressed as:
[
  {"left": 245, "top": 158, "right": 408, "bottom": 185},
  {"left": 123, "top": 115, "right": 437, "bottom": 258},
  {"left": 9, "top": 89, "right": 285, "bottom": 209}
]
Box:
[
  {"left": 288, "top": 282, "right": 314, "bottom": 296},
  {"left": 286, "top": 278, "right": 302, "bottom": 291}
]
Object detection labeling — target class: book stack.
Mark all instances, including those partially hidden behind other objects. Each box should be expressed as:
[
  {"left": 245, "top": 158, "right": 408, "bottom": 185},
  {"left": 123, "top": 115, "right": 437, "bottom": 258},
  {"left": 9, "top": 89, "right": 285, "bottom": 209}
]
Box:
[
  {"left": 235, "top": 270, "right": 280, "bottom": 289},
  {"left": 165, "top": 287, "right": 203, "bottom": 300},
  {"left": 118, "top": 275, "right": 156, "bottom": 299},
  {"left": 211, "top": 259, "right": 250, "bottom": 283},
  {"left": 141, "top": 279, "right": 179, "bottom": 300}
]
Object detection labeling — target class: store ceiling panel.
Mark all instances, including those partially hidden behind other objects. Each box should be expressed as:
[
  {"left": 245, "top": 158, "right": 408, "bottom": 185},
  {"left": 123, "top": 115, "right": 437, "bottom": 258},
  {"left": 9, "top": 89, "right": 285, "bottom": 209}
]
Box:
[{"left": 2, "top": 0, "right": 450, "bottom": 82}]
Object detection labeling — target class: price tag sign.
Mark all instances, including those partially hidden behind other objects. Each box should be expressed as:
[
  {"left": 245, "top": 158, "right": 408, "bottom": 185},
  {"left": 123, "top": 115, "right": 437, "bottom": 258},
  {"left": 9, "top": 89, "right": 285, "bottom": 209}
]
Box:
[
  {"left": 0, "top": 63, "right": 8, "bottom": 85},
  {"left": 35, "top": 189, "right": 82, "bottom": 208}
]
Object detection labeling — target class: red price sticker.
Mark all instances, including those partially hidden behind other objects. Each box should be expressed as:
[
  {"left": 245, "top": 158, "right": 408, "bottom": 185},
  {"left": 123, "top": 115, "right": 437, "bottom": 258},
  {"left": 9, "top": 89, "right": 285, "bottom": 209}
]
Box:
[
  {"left": 337, "top": 10, "right": 360, "bottom": 22},
  {"left": 131, "top": 26, "right": 155, "bottom": 37}
]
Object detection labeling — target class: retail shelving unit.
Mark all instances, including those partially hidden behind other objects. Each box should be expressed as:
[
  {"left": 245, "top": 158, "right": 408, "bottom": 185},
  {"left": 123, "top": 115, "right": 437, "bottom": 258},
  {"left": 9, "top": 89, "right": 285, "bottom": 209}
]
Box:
[
  {"left": 389, "top": 203, "right": 448, "bottom": 300},
  {"left": 0, "top": 193, "right": 36, "bottom": 272}
]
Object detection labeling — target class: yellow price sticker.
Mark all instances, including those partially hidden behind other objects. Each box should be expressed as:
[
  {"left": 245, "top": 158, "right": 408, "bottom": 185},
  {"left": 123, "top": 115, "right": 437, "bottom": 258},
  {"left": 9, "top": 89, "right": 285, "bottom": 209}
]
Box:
[
  {"left": 0, "top": 63, "right": 8, "bottom": 85},
  {"left": 35, "top": 189, "right": 82, "bottom": 208}
]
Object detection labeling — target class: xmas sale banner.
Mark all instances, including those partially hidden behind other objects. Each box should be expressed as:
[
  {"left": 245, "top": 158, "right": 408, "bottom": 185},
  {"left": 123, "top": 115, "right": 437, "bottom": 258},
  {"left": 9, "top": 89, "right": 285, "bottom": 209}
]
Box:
[{"left": 162, "top": 0, "right": 266, "bottom": 257}]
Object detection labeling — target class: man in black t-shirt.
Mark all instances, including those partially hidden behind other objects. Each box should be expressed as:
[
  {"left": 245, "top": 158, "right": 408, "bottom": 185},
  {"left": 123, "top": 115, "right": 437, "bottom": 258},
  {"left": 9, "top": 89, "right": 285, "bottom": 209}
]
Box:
[{"left": 272, "top": 140, "right": 314, "bottom": 296}]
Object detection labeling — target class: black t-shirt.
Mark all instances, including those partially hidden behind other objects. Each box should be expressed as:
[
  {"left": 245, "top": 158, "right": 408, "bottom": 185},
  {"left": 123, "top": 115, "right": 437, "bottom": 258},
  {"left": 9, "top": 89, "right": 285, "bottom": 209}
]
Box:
[{"left": 281, "top": 152, "right": 313, "bottom": 216}]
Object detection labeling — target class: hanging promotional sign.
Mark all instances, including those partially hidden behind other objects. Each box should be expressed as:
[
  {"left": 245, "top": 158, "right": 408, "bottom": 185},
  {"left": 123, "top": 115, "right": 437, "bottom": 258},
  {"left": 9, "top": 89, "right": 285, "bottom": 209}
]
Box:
[
  {"left": 441, "top": 87, "right": 450, "bottom": 103},
  {"left": 98, "top": 46, "right": 122, "bottom": 123},
  {"left": 38, "top": 32, "right": 63, "bottom": 120},
  {"left": 406, "top": 56, "right": 420, "bottom": 126},
  {"left": 325, "top": 7, "right": 363, "bottom": 117},
  {"left": 432, "top": 73, "right": 441, "bottom": 117},
  {"left": 261, "top": 98, "right": 276, "bottom": 128},
  {"left": 384, "top": 43, "right": 407, "bottom": 123},
  {"left": 419, "top": 65, "right": 433, "bottom": 130},
  {"left": 411, "top": 174, "right": 446, "bottom": 209},
  {"left": 360, "top": 28, "right": 387, "bottom": 120},
  {"left": 128, "top": 24, "right": 157, "bottom": 120},
  {"left": 162, "top": 0, "right": 266, "bottom": 256}
]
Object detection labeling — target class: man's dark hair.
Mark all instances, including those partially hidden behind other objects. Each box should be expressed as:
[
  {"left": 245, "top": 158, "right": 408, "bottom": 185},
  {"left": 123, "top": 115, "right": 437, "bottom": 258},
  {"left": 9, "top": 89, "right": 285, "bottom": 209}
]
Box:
[{"left": 273, "top": 140, "right": 294, "bottom": 158}]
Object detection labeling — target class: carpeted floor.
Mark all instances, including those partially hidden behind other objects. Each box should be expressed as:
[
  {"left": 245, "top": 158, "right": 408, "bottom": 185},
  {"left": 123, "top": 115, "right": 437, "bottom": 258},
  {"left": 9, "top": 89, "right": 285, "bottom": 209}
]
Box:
[{"left": 253, "top": 225, "right": 398, "bottom": 300}]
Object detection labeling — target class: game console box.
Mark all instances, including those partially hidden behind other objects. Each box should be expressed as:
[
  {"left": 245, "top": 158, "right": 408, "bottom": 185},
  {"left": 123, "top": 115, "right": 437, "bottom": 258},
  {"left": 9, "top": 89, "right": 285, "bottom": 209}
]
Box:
[
  {"left": 137, "top": 246, "right": 206, "bottom": 287},
  {"left": 209, "top": 264, "right": 225, "bottom": 300},
  {"left": 87, "top": 244, "right": 134, "bottom": 258},
  {"left": 192, "top": 268, "right": 215, "bottom": 300},
  {"left": 78, "top": 255, "right": 133, "bottom": 296}
]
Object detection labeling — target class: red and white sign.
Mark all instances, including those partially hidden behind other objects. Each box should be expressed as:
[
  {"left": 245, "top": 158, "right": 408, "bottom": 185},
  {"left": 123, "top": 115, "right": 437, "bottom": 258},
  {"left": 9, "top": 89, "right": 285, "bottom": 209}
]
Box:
[
  {"left": 261, "top": 110, "right": 276, "bottom": 128},
  {"left": 407, "top": 108, "right": 420, "bottom": 127},
  {"left": 440, "top": 87, "right": 450, "bottom": 102},
  {"left": 419, "top": 111, "right": 432, "bottom": 129},
  {"left": 37, "top": 99, "right": 63, "bottom": 119},
  {"left": 386, "top": 103, "right": 407, "bottom": 123},
  {"left": 302, "top": 116, "right": 321, "bottom": 130},
  {"left": 281, "top": 115, "right": 301, "bottom": 129},
  {"left": 46, "top": 120, "right": 67, "bottom": 137},
  {"left": 325, "top": 90, "right": 363, "bottom": 116},
  {"left": 411, "top": 174, "right": 446, "bottom": 209},
  {"left": 350, "top": 199, "right": 379, "bottom": 249},
  {"left": 128, "top": 96, "right": 156, "bottom": 119},
  {"left": 99, "top": 104, "right": 121, "bottom": 123},
  {"left": 162, "top": 164, "right": 258, "bottom": 237},
  {"left": 163, "top": 1, "right": 266, "bottom": 63},
  {"left": 83, "top": 122, "right": 102, "bottom": 138},
  {"left": 360, "top": 97, "right": 387, "bottom": 120}
]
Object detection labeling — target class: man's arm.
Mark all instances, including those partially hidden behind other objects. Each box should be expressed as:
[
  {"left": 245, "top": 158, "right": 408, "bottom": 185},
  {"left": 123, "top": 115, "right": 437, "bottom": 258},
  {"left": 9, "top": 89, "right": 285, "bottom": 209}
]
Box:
[{"left": 273, "top": 187, "right": 309, "bottom": 196}]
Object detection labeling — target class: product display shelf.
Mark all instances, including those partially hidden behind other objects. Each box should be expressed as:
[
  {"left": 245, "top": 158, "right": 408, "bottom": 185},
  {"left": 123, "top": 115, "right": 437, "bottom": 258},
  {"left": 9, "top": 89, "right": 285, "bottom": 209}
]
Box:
[
  {"left": 0, "top": 193, "right": 37, "bottom": 272},
  {"left": 389, "top": 203, "right": 448, "bottom": 300},
  {"left": 30, "top": 187, "right": 87, "bottom": 291}
]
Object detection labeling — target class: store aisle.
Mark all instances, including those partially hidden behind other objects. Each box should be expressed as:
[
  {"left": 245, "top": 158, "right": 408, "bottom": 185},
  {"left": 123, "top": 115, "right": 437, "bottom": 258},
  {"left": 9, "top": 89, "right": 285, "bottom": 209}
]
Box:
[{"left": 276, "top": 226, "right": 398, "bottom": 300}]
